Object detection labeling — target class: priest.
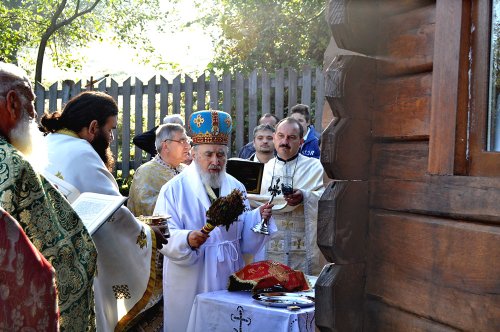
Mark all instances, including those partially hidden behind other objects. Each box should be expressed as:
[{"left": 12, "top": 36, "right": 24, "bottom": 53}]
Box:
[
  {"left": 40, "top": 91, "right": 168, "bottom": 331},
  {"left": 128, "top": 123, "right": 190, "bottom": 217},
  {"left": 258, "top": 117, "right": 326, "bottom": 275},
  {"left": 154, "top": 110, "right": 276, "bottom": 332},
  {"left": 0, "top": 62, "right": 97, "bottom": 330}
]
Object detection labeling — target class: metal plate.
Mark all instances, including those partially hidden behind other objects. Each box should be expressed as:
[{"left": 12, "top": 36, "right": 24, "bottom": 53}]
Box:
[{"left": 252, "top": 292, "right": 315, "bottom": 308}]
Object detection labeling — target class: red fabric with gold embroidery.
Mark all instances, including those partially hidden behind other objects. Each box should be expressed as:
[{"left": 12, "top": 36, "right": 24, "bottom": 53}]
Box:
[
  {"left": 227, "top": 260, "right": 310, "bottom": 292},
  {"left": 0, "top": 208, "right": 59, "bottom": 331}
]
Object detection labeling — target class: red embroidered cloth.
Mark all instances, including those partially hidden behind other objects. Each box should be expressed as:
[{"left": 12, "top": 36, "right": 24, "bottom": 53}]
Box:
[
  {"left": 0, "top": 208, "right": 59, "bottom": 331},
  {"left": 227, "top": 260, "right": 311, "bottom": 292}
]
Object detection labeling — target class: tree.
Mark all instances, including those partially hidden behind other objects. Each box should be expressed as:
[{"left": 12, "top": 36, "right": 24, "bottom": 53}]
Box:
[
  {"left": 191, "top": 0, "right": 330, "bottom": 73},
  {"left": 0, "top": 0, "right": 167, "bottom": 83}
]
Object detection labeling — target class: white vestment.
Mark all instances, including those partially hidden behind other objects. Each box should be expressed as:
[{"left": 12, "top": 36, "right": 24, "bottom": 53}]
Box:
[
  {"left": 44, "top": 133, "right": 156, "bottom": 331},
  {"left": 153, "top": 163, "right": 276, "bottom": 332},
  {"left": 258, "top": 154, "right": 325, "bottom": 275}
]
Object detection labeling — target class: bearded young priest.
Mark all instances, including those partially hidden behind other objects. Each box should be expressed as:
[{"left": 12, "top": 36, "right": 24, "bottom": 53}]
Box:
[
  {"left": 40, "top": 91, "right": 168, "bottom": 331},
  {"left": 153, "top": 110, "right": 276, "bottom": 332}
]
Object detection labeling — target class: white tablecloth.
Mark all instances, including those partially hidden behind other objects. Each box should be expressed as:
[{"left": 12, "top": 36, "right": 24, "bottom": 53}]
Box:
[{"left": 187, "top": 290, "right": 315, "bottom": 332}]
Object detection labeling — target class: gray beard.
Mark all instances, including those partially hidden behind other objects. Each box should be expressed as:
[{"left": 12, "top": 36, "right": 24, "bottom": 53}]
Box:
[{"left": 194, "top": 160, "right": 225, "bottom": 188}]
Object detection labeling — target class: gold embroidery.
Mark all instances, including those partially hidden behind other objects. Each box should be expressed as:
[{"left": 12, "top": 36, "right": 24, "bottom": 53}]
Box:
[
  {"left": 270, "top": 239, "right": 282, "bottom": 251},
  {"left": 55, "top": 128, "right": 79, "bottom": 138},
  {"left": 292, "top": 238, "right": 304, "bottom": 250},
  {"left": 112, "top": 284, "right": 131, "bottom": 299},
  {"left": 268, "top": 261, "right": 289, "bottom": 283},
  {"left": 191, "top": 132, "right": 229, "bottom": 145},
  {"left": 210, "top": 111, "right": 219, "bottom": 133},
  {"left": 212, "top": 125, "right": 220, "bottom": 134},
  {"left": 245, "top": 265, "right": 264, "bottom": 279},
  {"left": 136, "top": 227, "right": 147, "bottom": 249},
  {"left": 193, "top": 114, "right": 204, "bottom": 127},
  {"left": 282, "top": 219, "right": 293, "bottom": 230}
]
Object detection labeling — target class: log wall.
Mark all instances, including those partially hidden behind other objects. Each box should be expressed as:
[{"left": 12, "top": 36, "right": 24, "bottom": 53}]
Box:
[{"left": 318, "top": 0, "right": 500, "bottom": 330}]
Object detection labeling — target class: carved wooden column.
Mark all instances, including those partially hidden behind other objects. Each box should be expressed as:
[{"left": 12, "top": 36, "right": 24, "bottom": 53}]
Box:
[{"left": 316, "top": 1, "right": 377, "bottom": 330}]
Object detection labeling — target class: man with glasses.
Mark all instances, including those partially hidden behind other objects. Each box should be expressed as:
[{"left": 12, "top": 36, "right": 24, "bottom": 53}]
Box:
[
  {"left": 258, "top": 117, "right": 326, "bottom": 275},
  {"left": 40, "top": 91, "right": 168, "bottom": 331},
  {"left": 128, "top": 123, "right": 191, "bottom": 217},
  {"left": 133, "top": 114, "right": 193, "bottom": 165},
  {"left": 154, "top": 110, "right": 276, "bottom": 332},
  {"left": 0, "top": 61, "right": 97, "bottom": 330}
]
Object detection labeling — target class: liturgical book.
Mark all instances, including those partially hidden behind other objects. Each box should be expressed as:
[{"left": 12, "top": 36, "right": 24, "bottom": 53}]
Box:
[
  {"left": 226, "top": 158, "right": 264, "bottom": 194},
  {"left": 42, "top": 172, "right": 127, "bottom": 235}
]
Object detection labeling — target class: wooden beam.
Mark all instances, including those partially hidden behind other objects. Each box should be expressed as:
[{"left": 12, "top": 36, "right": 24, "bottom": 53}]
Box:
[
  {"left": 374, "top": 73, "right": 432, "bottom": 139},
  {"left": 318, "top": 181, "right": 368, "bottom": 264},
  {"left": 428, "top": 0, "right": 469, "bottom": 174},
  {"left": 365, "top": 299, "right": 458, "bottom": 332},
  {"left": 315, "top": 263, "right": 365, "bottom": 332},
  {"left": 323, "top": 55, "right": 375, "bottom": 180},
  {"left": 327, "top": 0, "right": 378, "bottom": 55},
  {"left": 371, "top": 142, "right": 429, "bottom": 180},
  {"left": 378, "top": 4, "right": 435, "bottom": 77},
  {"left": 370, "top": 176, "right": 500, "bottom": 223},
  {"left": 366, "top": 210, "right": 500, "bottom": 330}
]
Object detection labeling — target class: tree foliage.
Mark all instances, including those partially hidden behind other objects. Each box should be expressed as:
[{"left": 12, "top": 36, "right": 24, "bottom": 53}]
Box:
[
  {"left": 194, "top": 0, "right": 330, "bottom": 73},
  {"left": 0, "top": 0, "right": 167, "bottom": 83}
]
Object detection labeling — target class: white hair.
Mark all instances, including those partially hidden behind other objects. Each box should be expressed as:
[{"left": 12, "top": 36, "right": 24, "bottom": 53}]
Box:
[{"left": 163, "top": 114, "right": 184, "bottom": 126}]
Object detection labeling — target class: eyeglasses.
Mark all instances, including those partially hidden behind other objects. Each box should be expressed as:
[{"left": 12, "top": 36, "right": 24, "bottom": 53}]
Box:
[{"left": 164, "top": 138, "right": 191, "bottom": 146}]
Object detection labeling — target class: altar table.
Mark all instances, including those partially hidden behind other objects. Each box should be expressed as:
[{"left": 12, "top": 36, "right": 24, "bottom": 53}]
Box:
[{"left": 187, "top": 290, "right": 316, "bottom": 332}]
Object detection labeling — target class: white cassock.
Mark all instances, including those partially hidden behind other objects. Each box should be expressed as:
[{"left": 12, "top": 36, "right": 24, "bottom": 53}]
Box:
[
  {"left": 44, "top": 133, "right": 156, "bottom": 331},
  {"left": 256, "top": 153, "right": 325, "bottom": 275},
  {"left": 153, "top": 163, "right": 276, "bottom": 332}
]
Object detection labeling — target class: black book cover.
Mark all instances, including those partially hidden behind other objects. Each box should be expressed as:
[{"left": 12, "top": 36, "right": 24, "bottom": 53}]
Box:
[{"left": 226, "top": 158, "right": 264, "bottom": 194}]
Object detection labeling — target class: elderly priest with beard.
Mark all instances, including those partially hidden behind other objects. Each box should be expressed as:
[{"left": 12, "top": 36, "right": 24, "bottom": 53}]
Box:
[
  {"left": 40, "top": 91, "right": 168, "bottom": 331},
  {"left": 0, "top": 62, "right": 97, "bottom": 330},
  {"left": 154, "top": 110, "right": 276, "bottom": 332}
]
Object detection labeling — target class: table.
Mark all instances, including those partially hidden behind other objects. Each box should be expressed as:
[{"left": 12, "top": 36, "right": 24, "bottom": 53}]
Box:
[{"left": 187, "top": 290, "right": 315, "bottom": 332}]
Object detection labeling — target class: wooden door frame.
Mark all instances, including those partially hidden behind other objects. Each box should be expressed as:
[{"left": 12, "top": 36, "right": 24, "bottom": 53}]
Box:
[{"left": 428, "top": 0, "right": 500, "bottom": 177}]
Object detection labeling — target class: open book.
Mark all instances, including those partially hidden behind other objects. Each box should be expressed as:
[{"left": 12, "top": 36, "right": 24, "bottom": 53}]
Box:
[
  {"left": 43, "top": 172, "right": 127, "bottom": 235},
  {"left": 226, "top": 158, "right": 264, "bottom": 194}
]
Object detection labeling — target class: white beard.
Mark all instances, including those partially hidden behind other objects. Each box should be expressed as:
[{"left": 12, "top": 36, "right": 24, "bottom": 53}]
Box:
[
  {"left": 195, "top": 160, "right": 226, "bottom": 188},
  {"left": 9, "top": 107, "right": 32, "bottom": 155},
  {"left": 9, "top": 110, "right": 48, "bottom": 172}
]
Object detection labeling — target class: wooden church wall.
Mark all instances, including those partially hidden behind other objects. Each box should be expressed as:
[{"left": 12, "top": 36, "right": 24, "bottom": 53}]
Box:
[{"left": 318, "top": 1, "right": 500, "bottom": 331}]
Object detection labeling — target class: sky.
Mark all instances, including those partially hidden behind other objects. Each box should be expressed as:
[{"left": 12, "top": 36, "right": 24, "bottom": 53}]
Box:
[{"left": 36, "top": 0, "right": 215, "bottom": 84}]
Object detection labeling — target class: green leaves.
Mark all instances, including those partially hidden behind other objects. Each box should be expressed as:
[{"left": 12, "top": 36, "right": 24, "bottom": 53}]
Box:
[
  {"left": 191, "top": 0, "right": 330, "bottom": 74},
  {"left": 0, "top": 0, "right": 166, "bottom": 82}
]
